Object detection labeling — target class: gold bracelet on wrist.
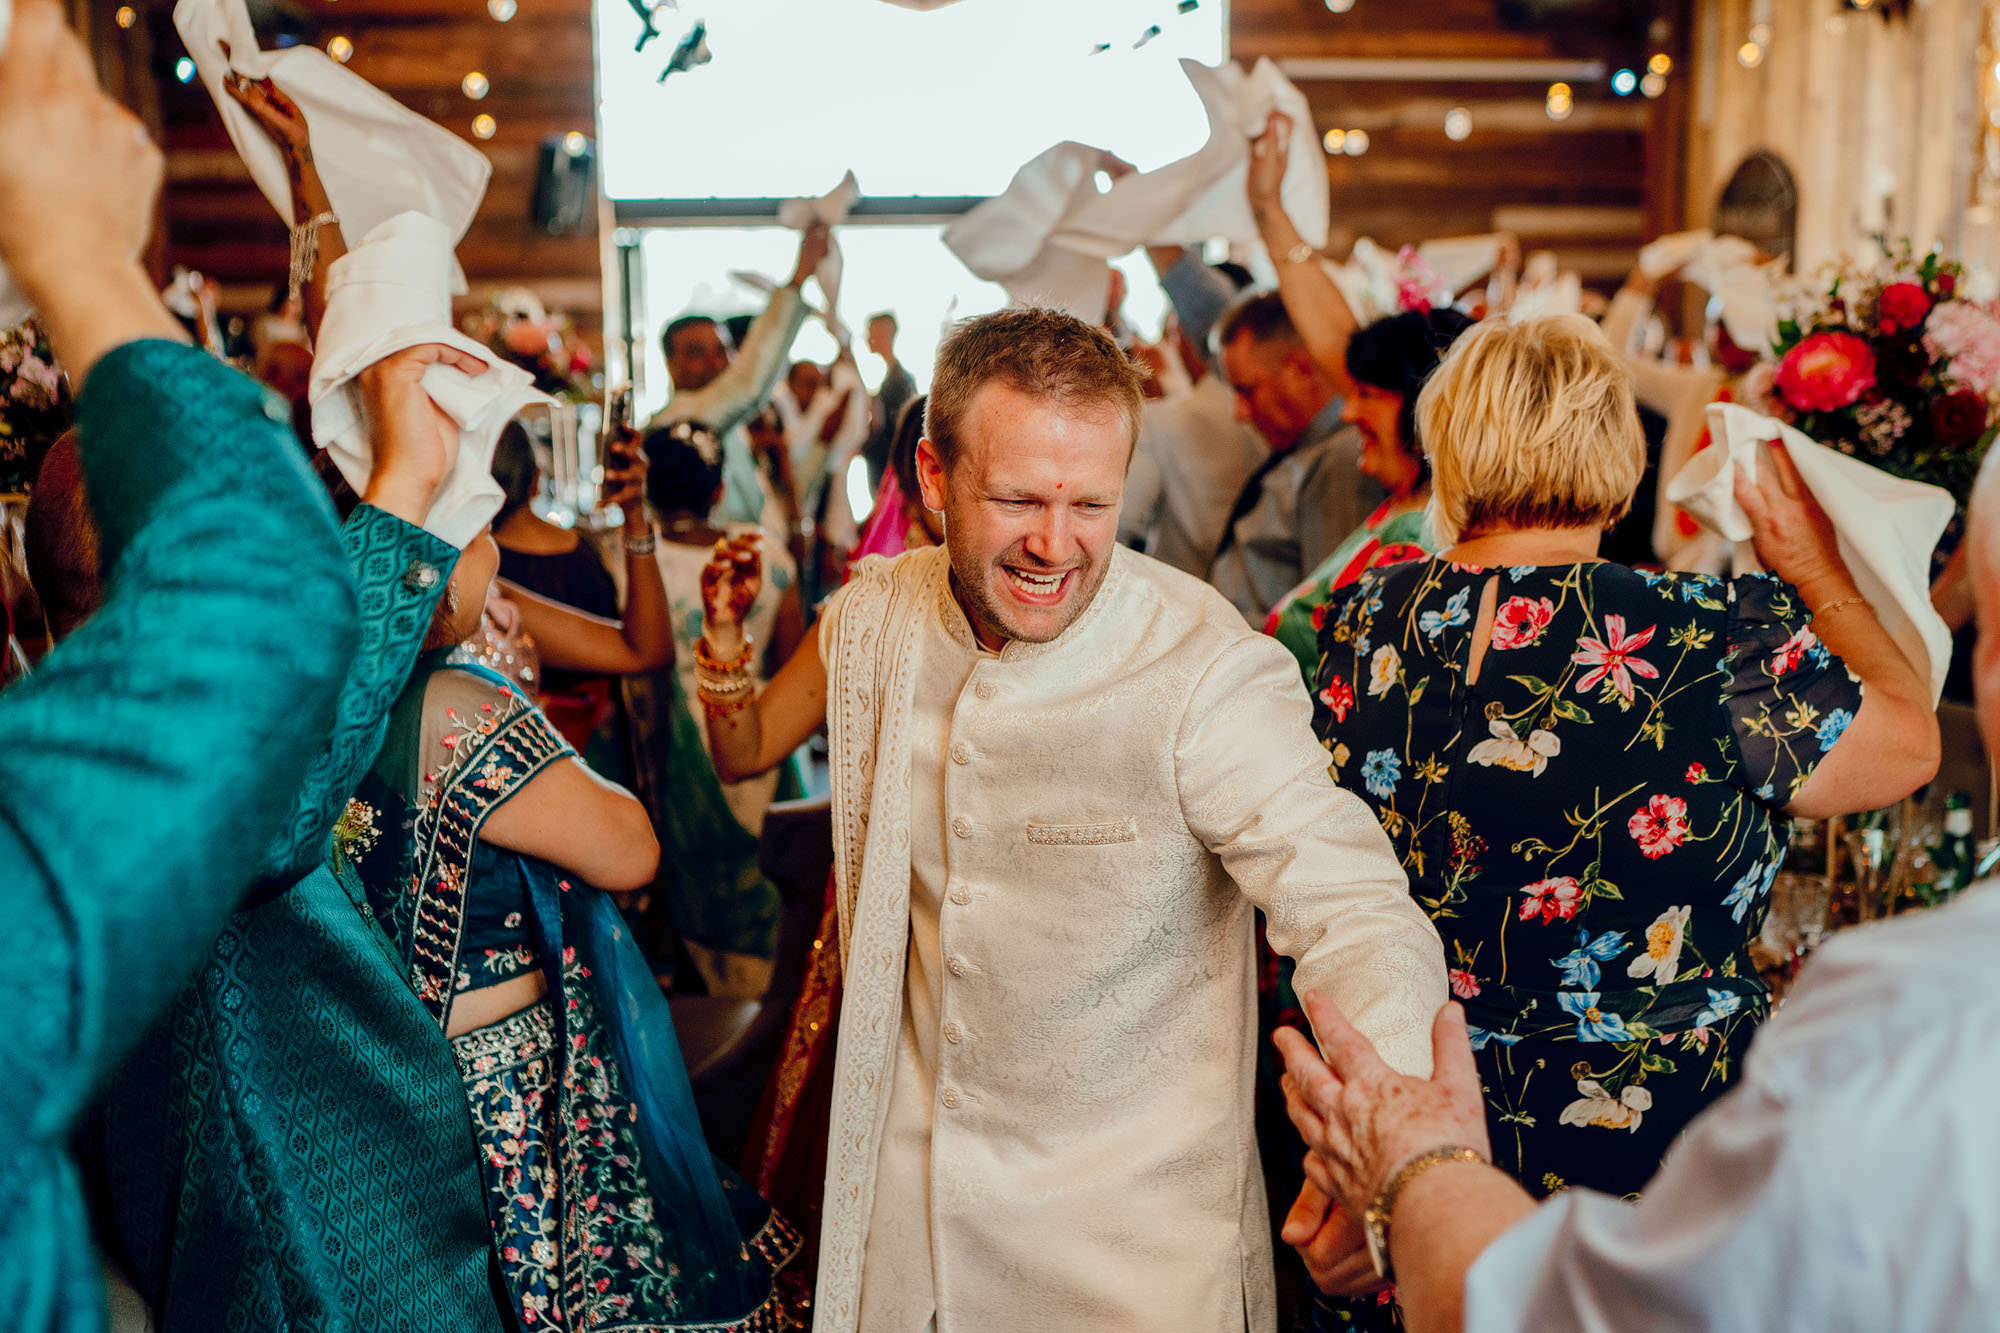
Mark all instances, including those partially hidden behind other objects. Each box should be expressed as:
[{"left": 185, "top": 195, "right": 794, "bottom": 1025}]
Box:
[
  {"left": 1363, "top": 1144, "right": 1489, "bottom": 1282},
  {"left": 1811, "top": 594, "right": 1870, "bottom": 618}
]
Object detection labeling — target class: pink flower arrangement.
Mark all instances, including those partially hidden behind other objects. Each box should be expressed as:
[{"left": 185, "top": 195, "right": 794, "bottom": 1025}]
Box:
[
  {"left": 1775, "top": 332, "right": 1877, "bottom": 413},
  {"left": 1628, "top": 794, "right": 1690, "bottom": 860},
  {"left": 1763, "top": 246, "right": 1996, "bottom": 505},
  {"left": 1491, "top": 595, "right": 1556, "bottom": 650},
  {"left": 1924, "top": 299, "right": 2000, "bottom": 396}
]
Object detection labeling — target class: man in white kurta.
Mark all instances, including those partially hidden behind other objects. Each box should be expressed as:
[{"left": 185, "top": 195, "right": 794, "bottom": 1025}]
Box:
[
  {"left": 800, "top": 316, "right": 1448, "bottom": 1332},
  {"left": 694, "top": 306, "right": 1446, "bottom": 1332}
]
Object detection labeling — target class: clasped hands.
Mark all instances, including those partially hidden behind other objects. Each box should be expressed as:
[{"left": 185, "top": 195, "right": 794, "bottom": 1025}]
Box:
[{"left": 1273, "top": 992, "right": 1491, "bottom": 1297}]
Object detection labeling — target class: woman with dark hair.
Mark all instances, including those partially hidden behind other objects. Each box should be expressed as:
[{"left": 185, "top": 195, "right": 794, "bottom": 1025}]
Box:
[
  {"left": 486, "top": 416, "right": 674, "bottom": 757},
  {"left": 640, "top": 420, "right": 806, "bottom": 998},
  {"left": 1266, "top": 308, "right": 1475, "bottom": 675}
]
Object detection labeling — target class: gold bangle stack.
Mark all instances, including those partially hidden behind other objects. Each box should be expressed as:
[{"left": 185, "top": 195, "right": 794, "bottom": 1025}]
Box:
[{"left": 694, "top": 634, "right": 755, "bottom": 716}]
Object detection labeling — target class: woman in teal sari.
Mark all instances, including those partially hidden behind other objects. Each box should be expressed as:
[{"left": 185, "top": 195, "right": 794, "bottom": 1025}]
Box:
[{"left": 348, "top": 512, "right": 797, "bottom": 1331}]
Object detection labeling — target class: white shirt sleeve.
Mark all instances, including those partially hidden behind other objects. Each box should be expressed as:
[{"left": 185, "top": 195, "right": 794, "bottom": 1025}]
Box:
[{"left": 1173, "top": 633, "right": 1446, "bottom": 1076}]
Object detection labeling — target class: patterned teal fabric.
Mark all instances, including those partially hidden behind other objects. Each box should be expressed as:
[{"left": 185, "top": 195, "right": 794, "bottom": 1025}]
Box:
[
  {"left": 0, "top": 340, "right": 357, "bottom": 1332},
  {"left": 92, "top": 506, "right": 506, "bottom": 1331}
]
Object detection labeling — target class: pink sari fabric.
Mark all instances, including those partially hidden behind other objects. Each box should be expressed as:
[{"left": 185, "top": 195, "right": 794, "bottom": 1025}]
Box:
[{"left": 850, "top": 473, "right": 914, "bottom": 563}]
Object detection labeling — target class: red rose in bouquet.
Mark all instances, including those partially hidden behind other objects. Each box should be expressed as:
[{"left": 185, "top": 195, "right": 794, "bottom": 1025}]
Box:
[
  {"left": 1931, "top": 388, "right": 1991, "bottom": 449},
  {"left": 1877, "top": 281, "right": 1933, "bottom": 334},
  {"left": 1775, "top": 332, "right": 1877, "bottom": 412}
]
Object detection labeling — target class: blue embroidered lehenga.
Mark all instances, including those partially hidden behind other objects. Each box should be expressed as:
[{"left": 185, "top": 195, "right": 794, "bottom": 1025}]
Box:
[{"left": 350, "top": 652, "right": 796, "bottom": 1331}]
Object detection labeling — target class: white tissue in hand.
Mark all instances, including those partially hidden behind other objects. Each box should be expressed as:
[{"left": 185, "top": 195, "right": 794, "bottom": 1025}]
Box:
[
  {"left": 1664, "top": 402, "right": 1955, "bottom": 701},
  {"left": 174, "top": 0, "right": 490, "bottom": 293},
  {"left": 308, "top": 212, "right": 550, "bottom": 548}
]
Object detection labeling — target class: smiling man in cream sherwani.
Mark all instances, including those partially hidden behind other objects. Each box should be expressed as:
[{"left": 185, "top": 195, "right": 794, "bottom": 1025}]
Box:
[{"left": 695, "top": 307, "right": 1446, "bottom": 1333}]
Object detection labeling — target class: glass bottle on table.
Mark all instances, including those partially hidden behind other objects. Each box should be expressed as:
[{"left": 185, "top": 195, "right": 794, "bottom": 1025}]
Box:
[{"left": 1928, "top": 792, "right": 1976, "bottom": 905}]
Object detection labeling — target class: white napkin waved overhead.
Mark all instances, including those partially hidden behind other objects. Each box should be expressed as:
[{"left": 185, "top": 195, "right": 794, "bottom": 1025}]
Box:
[
  {"left": 1327, "top": 234, "right": 1509, "bottom": 325},
  {"left": 1637, "top": 229, "right": 1712, "bottom": 280},
  {"left": 1665, "top": 402, "right": 1954, "bottom": 701},
  {"left": 944, "top": 57, "right": 1324, "bottom": 319},
  {"left": 1634, "top": 229, "right": 1775, "bottom": 353},
  {"left": 309, "top": 212, "right": 549, "bottom": 548},
  {"left": 173, "top": 0, "right": 491, "bottom": 293},
  {"left": 1509, "top": 272, "right": 1584, "bottom": 321},
  {"left": 776, "top": 170, "right": 859, "bottom": 332}
]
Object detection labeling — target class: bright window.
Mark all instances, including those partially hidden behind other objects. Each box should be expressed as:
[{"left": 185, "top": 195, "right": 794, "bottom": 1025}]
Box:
[{"left": 593, "top": 0, "right": 1228, "bottom": 203}]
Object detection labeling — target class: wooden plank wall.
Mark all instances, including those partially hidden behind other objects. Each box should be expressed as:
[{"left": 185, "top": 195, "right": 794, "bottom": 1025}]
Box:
[
  {"left": 1686, "top": 0, "right": 1992, "bottom": 277},
  {"left": 1234, "top": 0, "right": 1692, "bottom": 281}
]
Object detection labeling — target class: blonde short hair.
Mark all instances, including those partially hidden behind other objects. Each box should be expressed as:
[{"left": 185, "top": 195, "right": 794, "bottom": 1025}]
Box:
[
  {"left": 1417, "top": 314, "right": 1646, "bottom": 545},
  {"left": 927, "top": 307, "right": 1142, "bottom": 470}
]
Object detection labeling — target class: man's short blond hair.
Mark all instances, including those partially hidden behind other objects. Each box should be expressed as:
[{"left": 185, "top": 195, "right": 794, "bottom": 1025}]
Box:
[
  {"left": 926, "top": 307, "right": 1143, "bottom": 470},
  {"left": 1418, "top": 314, "right": 1646, "bottom": 545}
]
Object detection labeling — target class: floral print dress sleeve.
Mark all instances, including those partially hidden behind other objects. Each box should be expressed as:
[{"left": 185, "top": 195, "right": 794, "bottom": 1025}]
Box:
[{"left": 1718, "top": 572, "right": 1865, "bottom": 808}]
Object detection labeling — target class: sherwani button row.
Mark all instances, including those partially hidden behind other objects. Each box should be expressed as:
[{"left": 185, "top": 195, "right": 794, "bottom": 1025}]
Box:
[
  {"left": 944, "top": 1022, "right": 963, "bottom": 1044},
  {"left": 949, "top": 742, "right": 971, "bottom": 765},
  {"left": 948, "top": 886, "right": 971, "bottom": 906},
  {"left": 973, "top": 680, "right": 997, "bottom": 700},
  {"left": 940, "top": 1089, "right": 960, "bottom": 1109},
  {"left": 946, "top": 955, "right": 969, "bottom": 977},
  {"left": 950, "top": 817, "right": 971, "bottom": 838}
]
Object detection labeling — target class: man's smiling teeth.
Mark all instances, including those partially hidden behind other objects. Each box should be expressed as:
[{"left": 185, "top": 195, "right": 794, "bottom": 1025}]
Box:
[{"left": 1004, "top": 566, "right": 1066, "bottom": 593}]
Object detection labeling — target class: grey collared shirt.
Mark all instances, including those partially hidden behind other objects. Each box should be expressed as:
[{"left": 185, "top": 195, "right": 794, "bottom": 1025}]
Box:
[
  {"left": 1208, "top": 398, "right": 1380, "bottom": 623},
  {"left": 1119, "top": 376, "right": 1270, "bottom": 577}
]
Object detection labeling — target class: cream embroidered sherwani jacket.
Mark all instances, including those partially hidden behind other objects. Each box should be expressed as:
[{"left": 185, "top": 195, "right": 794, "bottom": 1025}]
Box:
[{"left": 815, "top": 544, "right": 1447, "bottom": 1333}]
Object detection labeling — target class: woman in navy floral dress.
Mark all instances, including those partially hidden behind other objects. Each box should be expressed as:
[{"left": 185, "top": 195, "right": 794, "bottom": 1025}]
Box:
[{"left": 1299, "top": 316, "right": 1939, "bottom": 1328}]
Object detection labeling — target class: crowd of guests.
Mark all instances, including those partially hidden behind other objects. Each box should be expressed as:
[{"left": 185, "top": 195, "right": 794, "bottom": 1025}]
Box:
[{"left": 3, "top": 5, "right": 1993, "bottom": 1331}]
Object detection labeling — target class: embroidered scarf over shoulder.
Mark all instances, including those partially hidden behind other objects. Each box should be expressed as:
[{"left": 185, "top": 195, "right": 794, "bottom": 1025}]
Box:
[
  {"left": 368, "top": 656, "right": 572, "bottom": 1027},
  {"left": 815, "top": 546, "right": 939, "bottom": 1333}
]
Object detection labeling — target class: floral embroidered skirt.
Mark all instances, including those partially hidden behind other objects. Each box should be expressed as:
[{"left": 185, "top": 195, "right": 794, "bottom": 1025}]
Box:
[
  {"left": 1298, "top": 1007, "right": 1762, "bottom": 1331},
  {"left": 451, "top": 994, "right": 798, "bottom": 1332}
]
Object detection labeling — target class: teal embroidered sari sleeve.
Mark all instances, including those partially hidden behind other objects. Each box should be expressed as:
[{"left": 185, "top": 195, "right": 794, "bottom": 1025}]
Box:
[
  {"left": 254, "top": 504, "right": 458, "bottom": 887},
  {"left": 0, "top": 339, "right": 357, "bottom": 1328}
]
